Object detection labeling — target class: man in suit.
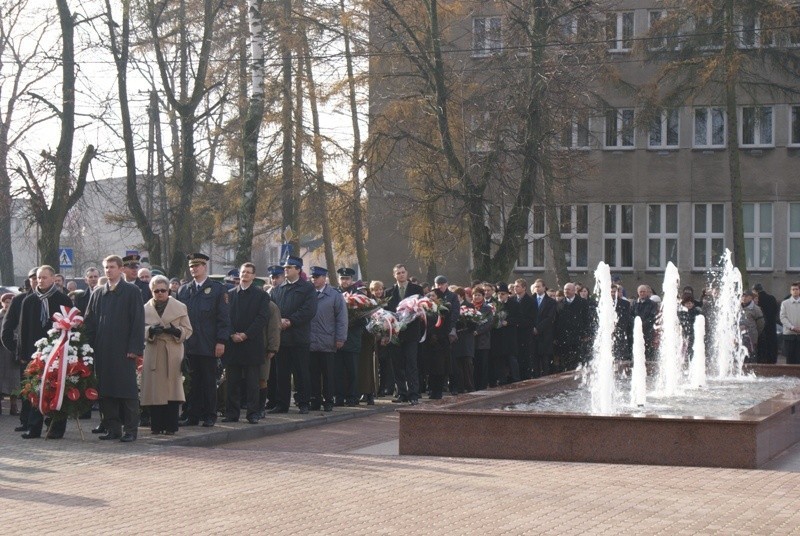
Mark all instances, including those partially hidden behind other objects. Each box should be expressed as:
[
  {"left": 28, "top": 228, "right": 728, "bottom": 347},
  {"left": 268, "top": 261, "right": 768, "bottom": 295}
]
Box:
[
  {"left": 269, "top": 256, "right": 318, "bottom": 414},
  {"left": 384, "top": 264, "right": 423, "bottom": 404},
  {"left": 530, "top": 279, "right": 557, "bottom": 377},
  {"left": 554, "top": 282, "right": 591, "bottom": 372},
  {"left": 753, "top": 283, "right": 779, "bottom": 364},
  {"left": 222, "top": 262, "right": 270, "bottom": 424},
  {"left": 177, "top": 253, "right": 231, "bottom": 427},
  {"left": 513, "top": 278, "right": 535, "bottom": 380},
  {"left": 630, "top": 285, "right": 660, "bottom": 361},
  {"left": 73, "top": 267, "right": 100, "bottom": 314}
]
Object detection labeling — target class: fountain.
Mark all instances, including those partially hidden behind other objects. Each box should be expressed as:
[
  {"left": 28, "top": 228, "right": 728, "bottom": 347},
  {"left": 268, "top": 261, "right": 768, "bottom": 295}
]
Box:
[{"left": 399, "top": 250, "right": 800, "bottom": 468}]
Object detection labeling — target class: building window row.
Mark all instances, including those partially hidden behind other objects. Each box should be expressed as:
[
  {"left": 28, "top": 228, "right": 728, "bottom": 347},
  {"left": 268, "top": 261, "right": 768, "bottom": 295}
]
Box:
[
  {"left": 517, "top": 202, "right": 800, "bottom": 273},
  {"left": 557, "top": 104, "right": 800, "bottom": 151}
]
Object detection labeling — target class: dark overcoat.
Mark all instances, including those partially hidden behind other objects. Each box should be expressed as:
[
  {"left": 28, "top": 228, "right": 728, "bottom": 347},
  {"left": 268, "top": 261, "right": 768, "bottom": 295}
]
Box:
[
  {"left": 18, "top": 290, "right": 73, "bottom": 360},
  {"left": 84, "top": 281, "right": 145, "bottom": 399},
  {"left": 531, "top": 294, "right": 557, "bottom": 356},
  {"left": 271, "top": 279, "right": 318, "bottom": 347},
  {"left": 225, "top": 285, "right": 270, "bottom": 366}
]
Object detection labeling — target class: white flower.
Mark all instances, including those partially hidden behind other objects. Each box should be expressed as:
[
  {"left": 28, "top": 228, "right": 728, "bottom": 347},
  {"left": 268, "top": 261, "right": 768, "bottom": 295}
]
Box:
[
  {"left": 66, "top": 354, "right": 78, "bottom": 364},
  {"left": 70, "top": 332, "right": 81, "bottom": 342},
  {"left": 82, "top": 356, "right": 93, "bottom": 365},
  {"left": 35, "top": 338, "right": 48, "bottom": 349},
  {"left": 82, "top": 344, "right": 93, "bottom": 355},
  {"left": 47, "top": 328, "right": 58, "bottom": 337},
  {"left": 68, "top": 375, "right": 79, "bottom": 383}
]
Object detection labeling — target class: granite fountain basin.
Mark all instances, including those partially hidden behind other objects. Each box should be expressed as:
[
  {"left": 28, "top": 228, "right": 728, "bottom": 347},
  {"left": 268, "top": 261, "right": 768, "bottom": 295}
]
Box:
[{"left": 398, "top": 365, "right": 800, "bottom": 468}]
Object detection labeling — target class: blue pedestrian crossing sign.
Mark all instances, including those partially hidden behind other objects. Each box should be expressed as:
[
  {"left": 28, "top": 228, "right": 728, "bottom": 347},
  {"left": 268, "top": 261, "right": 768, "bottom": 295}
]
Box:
[{"left": 59, "top": 248, "right": 74, "bottom": 268}]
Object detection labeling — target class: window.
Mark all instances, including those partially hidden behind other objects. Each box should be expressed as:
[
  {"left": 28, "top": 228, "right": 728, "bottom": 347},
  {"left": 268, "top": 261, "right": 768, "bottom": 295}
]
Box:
[
  {"left": 606, "top": 12, "right": 634, "bottom": 52},
  {"left": 790, "top": 7, "right": 800, "bottom": 46},
  {"left": 790, "top": 204, "right": 800, "bottom": 269},
  {"left": 693, "top": 203, "right": 725, "bottom": 268},
  {"left": 648, "top": 10, "right": 680, "bottom": 50},
  {"left": 473, "top": 17, "right": 502, "bottom": 56},
  {"left": 604, "top": 204, "right": 634, "bottom": 269},
  {"left": 744, "top": 203, "right": 772, "bottom": 270},
  {"left": 694, "top": 107, "right": 726, "bottom": 148},
  {"left": 695, "top": 11, "right": 723, "bottom": 49},
  {"left": 649, "top": 109, "right": 680, "bottom": 148},
  {"left": 559, "top": 205, "right": 588, "bottom": 270},
  {"left": 605, "top": 108, "right": 635, "bottom": 148},
  {"left": 561, "top": 117, "right": 590, "bottom": 149},
  {"left": 469, "top": 111, "right": 493, "bottom": 153},
  {"left": 740, "top": 106, "right": 773, "bottom": 147},
  {"left": 648, "top": 204, "right": 679, "bottom": 269},
  {"left": 738, "top": 13, "right": 775, "bottom": 48},
  {"left": 792, "top": 106, "right": 800, "bottom": 147},
  {"left": 518, "top": 208, "right": 546, "bottom": 269}
]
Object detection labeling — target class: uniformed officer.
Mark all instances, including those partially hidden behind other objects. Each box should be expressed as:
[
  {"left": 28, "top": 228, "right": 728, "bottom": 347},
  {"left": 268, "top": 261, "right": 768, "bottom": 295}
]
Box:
[
  {"left": 122, "top": 254, "right": 152, "bottom": 302},
  {"left": 177, "top": 253, "right": 231, "bottom": 427}
]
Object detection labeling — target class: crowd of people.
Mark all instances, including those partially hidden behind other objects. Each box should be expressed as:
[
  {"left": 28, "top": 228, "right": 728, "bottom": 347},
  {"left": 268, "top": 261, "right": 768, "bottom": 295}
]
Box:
[{"left": 0, "top": 253, "right": 796, "bottom": 442}]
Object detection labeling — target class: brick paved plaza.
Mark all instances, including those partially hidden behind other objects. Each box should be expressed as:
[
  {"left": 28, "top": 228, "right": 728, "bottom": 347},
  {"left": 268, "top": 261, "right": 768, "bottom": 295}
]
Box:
[{"left": 2, "top": 405, "right": 800, "bottom": 535}]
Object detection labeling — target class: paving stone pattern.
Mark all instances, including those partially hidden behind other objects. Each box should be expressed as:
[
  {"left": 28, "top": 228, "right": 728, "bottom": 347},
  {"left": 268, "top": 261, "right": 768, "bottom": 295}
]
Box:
[{"left": 2, "top": 408, "right": 800, "bottom": 534}]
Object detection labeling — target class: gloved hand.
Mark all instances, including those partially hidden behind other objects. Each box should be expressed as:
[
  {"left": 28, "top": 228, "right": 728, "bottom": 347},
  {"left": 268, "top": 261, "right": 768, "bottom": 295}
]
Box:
[
  {"left": 164, "top": 324, "right": 181, "bottom": 337},
  {"left": 148, "top": 325, "right": 164, "bottom": 338}
]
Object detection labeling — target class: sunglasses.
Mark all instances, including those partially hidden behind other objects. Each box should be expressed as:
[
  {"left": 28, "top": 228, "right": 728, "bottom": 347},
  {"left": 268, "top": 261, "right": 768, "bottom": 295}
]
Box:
[{"left": 153, "top": 288, "right": 169, "bottom": 294}]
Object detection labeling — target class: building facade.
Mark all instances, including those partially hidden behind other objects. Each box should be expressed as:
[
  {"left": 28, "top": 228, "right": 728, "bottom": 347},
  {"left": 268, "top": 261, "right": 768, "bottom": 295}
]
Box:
[{"left": 367, "top": 1, "right": 800, "bottom": 295}]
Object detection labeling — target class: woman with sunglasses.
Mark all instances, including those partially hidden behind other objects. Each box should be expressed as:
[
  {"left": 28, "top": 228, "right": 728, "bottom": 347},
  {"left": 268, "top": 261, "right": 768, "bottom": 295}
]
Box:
[{"left": 141, "top": 275, "right": 193, "bottom": 435}]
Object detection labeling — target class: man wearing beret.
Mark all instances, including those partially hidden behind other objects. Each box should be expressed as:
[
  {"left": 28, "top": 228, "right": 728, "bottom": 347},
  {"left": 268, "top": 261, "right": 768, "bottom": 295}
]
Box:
[
  {"left": 269, "top": 256, "right": 318, "bottom": 414},
  {"left": 177, "top": 253, "right": 231, "bottom": 427}
]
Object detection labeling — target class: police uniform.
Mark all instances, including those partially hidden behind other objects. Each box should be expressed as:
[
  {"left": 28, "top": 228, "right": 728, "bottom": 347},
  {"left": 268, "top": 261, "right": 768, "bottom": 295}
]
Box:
[
  {"left": 122, "top": 254, "right": 153, "bottom": 302},
  {"left": 177, "top": 253, "right": 231, "bottom": 426}
]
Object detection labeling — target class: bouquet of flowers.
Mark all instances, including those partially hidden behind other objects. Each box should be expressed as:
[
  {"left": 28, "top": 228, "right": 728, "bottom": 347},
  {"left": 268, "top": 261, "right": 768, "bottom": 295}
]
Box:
[
  {"left": 396, "top": 295, "right": 448, "bottom": 329},
  {"left": 491, "top": 300, "right": 508, "bottom": 329},
  {"left": 457, "top": 305, "right": 488, "bottom": 331},
  {"left": 18, "top": 306, "right": 97, "bottom": 423},
  {"left": 342, "top": 291, "right": 379, "bottom": 327},
  {"left": 366, "top": 308, "right": 400, "bottom": 345}
]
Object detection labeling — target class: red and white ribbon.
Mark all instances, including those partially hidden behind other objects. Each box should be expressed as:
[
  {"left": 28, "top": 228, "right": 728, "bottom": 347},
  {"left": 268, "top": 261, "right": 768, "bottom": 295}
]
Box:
[{"left": 39, "top": 306, "right": 83, "bottom": 414}]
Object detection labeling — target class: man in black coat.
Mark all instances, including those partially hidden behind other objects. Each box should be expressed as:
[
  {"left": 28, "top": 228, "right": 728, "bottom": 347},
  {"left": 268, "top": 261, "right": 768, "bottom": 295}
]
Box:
[
  {"left": 490, "top": 282, "right": 520, "bottom": 385},
  {"left": 427, "top": 275, "right": 459, "bottom": 399},
  {"left": 269, "top": 255, "right": 318, "bottom": 414},
  {"left": 384, "top": 264, "right": 424, "bottom": 404},
  {"left": 530, "top": 279, "right": 557, "bottom": 378},
  {"left": 513, "top": 278, "right": 535, "bottom": 380},
  {"left": 222, "top": 262, "right": 270, "bottom": 424},
  {"left": 754, "top": 283, "right": 779, "bottom": 364},
  {"left": 85, "top": 256, "right": 145, "bottom": 442},
  {"left": 73, "top": 267, "right": 100, "bottom": 314},
  {"left": 554, "top": 282, "right": 591, "bottom": 372},
  {"left": 1, "top": 268, "right": 38, "bottom": 432},
  {"left": 630, "top": 285, "right": 659, "bottom": 361},
  {"left": 177, "top": 253, "right": 231, "bottom": 427},
  {"left": 611, "top": 284, "right": 632, "bottom": 360},
  {"left": 17, "top": 266, "right": 73, "bottom": 439}
]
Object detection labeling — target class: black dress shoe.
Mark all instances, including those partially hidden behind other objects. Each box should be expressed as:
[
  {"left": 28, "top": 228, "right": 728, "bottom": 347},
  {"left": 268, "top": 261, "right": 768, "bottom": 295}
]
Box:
[
  {"left": 391, "top": 396, "right": 409, "bottom": 404},
  {"left": 178, "top": 419, "right": 199, "bottom": 427},
  {"left": 266, "top": 406, "right": 288, "bottom": 414},
  {"left": 220, "top": 417, "right": 239, "bottom": 423},
  {"left": 246, "top": 416, "right": 259, "bottom": 424},
  {"left": 409, "top": 399, "right": 419, "bottom": 405},
  {"left": 14, "top": 425, "right": 27, "bottom": 432},
  {"left": 21, "top": 432, "right": 41, "bottom": 439},
  {"left": 92, "top": 424, "right": 107, "bottom": 434},
  {"left": 99, "top": 432, "right": 121, "bottom": 440},
  {"left": 201, "top": 419, "right": 215, "bottom": 427},
  {"left": 164, "top": 431, "right": 175, "bottom": 436},
  {"left": 298, "top": 406, "right": 309, "bottom": 415},
  {"left": 365, "top": 394, "right": 375, "bottom": 405},
  {"left": 45, "top": 433, "right": 64, "bottom": 439},
  {"left": 119, "top": 432, "right": 137, "bottom": 442},
  {"left": 323, "top": 404, "right": 333, "bottom": 412}
]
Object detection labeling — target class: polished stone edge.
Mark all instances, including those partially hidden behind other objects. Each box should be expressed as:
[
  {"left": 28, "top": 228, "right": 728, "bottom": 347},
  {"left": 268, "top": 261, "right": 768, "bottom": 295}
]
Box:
[{"left": 398, "top": 365, "right": 800, "bottom": 469}]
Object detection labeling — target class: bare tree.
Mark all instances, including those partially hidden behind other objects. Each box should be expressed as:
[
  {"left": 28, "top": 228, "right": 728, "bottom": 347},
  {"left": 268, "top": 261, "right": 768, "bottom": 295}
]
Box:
[
  {"left": 0, "top": 0, "right": 58, "bottom": 282},
  {"left": 15, "top": 0, "right": 95, "bottom": 269}
]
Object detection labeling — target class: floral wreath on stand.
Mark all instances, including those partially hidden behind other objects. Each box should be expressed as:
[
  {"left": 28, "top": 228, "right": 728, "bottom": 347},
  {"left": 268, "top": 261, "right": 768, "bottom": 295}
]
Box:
[{"left": 17, "top": 306, "right": 97, "bottom": 440}]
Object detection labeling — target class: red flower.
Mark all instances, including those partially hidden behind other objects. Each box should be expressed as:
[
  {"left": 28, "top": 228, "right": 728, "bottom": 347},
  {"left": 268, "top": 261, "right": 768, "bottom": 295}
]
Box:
[
  {"left": 66, "top": 388, "right": 80, "bottom": 401},
  {"left": 84, "top": 387, "right": 99, "bottom": 401},
  {"left": 25, "top": 359, "right": 43, "bottom": 375}
]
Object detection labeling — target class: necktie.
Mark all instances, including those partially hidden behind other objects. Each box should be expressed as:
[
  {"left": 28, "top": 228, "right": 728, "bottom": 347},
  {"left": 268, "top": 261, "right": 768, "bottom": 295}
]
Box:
[
  {"left": 399, "top": 285, "right": 406, "bottom": 299},
  {"left": 537, "top": 295, "right": 542, "bottom": 306}
]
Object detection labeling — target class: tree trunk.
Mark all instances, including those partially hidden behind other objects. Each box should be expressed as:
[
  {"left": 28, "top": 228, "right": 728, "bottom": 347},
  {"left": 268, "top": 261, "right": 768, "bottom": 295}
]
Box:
[
  {"left": 105, "top": 0, "right": 162, "bottom": 268},
  {"left": 280, "top": 0, "right": 296, "bottom": 253},
  {"left": 0, "top": 146, "right": 13, "bottom": 284},
  {"left": 300, "top": 10, "right": 336, "bottom": 275},
  {"left": 723, "top": 0, "right": 747, "bottom": 284},
  {"left": 235, "top": 0, "right": 266, "bottom": 266},
  {"left": 340, "top": 0, "right": 368, "bottom": 279}
]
